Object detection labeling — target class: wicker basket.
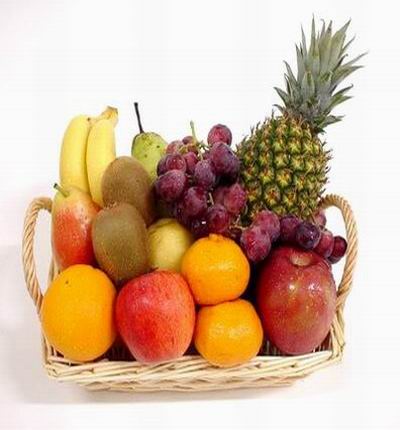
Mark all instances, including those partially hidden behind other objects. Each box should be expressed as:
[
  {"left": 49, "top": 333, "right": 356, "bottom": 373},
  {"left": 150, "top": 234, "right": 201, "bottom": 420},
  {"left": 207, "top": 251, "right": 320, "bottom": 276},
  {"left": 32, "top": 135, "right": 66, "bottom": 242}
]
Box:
[{"left": 21, "top": 194, "right": 357, "bottom": 392}]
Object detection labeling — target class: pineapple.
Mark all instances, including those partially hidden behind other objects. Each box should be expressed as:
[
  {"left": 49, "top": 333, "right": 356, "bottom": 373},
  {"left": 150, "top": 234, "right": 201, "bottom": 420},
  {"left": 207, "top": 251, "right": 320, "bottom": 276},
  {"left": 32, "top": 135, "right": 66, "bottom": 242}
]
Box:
[{"left": 237, "top": 19, "right": 365, "bottom": 222}]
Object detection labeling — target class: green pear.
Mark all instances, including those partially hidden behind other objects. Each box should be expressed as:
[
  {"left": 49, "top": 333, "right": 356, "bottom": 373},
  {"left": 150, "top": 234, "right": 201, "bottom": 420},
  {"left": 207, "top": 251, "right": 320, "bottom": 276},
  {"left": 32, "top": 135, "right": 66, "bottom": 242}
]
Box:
[{"left": 131, "top": 103, "right": 167, "bottom": 181}]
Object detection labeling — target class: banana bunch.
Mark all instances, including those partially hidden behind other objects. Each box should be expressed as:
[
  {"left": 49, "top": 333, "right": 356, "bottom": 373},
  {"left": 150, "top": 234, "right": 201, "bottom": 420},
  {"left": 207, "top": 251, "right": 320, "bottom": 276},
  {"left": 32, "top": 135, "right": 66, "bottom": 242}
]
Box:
[{"left": 59, "top": 106, "right": 118, "bottom": 206}]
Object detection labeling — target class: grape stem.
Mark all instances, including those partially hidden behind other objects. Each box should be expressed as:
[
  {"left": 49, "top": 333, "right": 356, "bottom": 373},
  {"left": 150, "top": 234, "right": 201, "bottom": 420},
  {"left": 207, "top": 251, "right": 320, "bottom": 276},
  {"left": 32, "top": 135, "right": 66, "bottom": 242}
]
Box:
[
  {"left": 189, "top": 120, "right": 206, "bottom": 160},
  {"left": 231, "top": 222, "right": 245, "bottom": 231},
  {"left": 190, "top": 120, "right": 197, "bottom": 143}
]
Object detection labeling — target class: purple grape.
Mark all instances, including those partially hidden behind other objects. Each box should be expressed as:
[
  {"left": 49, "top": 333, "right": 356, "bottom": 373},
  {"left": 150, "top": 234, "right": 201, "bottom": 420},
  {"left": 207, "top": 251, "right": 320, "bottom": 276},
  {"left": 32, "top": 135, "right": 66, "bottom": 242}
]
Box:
[
  {"left": 313, "top": 209, "right": 327, "bottom": 228},
  {"left": 172, "top": 200, "right": 191, "bottom": 227},
  {"left": 154, "top": 170, "right": 187, "bottom": 203},
  {"left": 212, "top": 186, "right": 229, "bottom": 205},
  {"left": 224, "top": 169, "right": 239, "bottom": 184},
  {"left": 314, "top": 229, "right": 334, "bottom": 259},
  {"left": 280, "top": 214, "right": 302, "bottom": 243},
  {"left": 183, "top": 151, "right": 198, "bottom": 175},
  {"left": 193, "top": 159, "right": 216, "bottom": 190},
  {"left": 209, "top": 142, "right": 240, "bottom": 178},
  {"left": 166, "top": 140, "right": 184, "bottom": 154},
  {"left": 206, "top": 204, "right": 230, "bottom": 234},
  {"left": 182, "top": 135, "right": 194, "bottom": 145},
  {"left": 157, "top": 155, "right": 169, "bottom": 176},
  {"left": 223, "top": 183, "right": 247, "bottom": 216},
  {"left": 190, "top": 217, "right": 209, "bottom": 238},
  {"left": 207, "top": 124, "right": 232, "bottom": 146},
  {"left": 182, "top": 186, "right": 208, "bottom": 218},
  {"left": 203, "top": 150, "right": 210, "bottom": 160},
  {"left": 253, "top": 210, "right": 280, "bottom": 242},
  {"left": 240, "top": 225, "right": 271, "bottom": 263},
  {"left": 181, "top": 135, "right": 198, "bottom": 153},
  {"left": 164, "top": 153, "right": 186, "bottom": 173},
  {"left": 329, "top": 236, "right": 348, "bottom": 264},
  {"left": 295, "top": 221, "right": 321, "bottom": 250}
]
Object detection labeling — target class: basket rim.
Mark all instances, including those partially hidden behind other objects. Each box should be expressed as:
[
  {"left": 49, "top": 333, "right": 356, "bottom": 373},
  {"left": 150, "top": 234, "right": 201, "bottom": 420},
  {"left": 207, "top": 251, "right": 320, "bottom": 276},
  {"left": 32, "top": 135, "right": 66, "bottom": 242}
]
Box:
[
  {"left": 42, "top": 336, "right": 339, "bottom": 391},
  {"left": 22, "top": 193, "right": 358, "bottom": 392}
]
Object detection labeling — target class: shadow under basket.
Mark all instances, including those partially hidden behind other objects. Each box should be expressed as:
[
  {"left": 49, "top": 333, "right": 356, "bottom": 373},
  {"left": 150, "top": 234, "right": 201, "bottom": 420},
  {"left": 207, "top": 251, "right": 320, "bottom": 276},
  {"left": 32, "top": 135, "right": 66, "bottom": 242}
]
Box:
[{"left": 22, "top": 194, "right": 357, "bottom": 393}]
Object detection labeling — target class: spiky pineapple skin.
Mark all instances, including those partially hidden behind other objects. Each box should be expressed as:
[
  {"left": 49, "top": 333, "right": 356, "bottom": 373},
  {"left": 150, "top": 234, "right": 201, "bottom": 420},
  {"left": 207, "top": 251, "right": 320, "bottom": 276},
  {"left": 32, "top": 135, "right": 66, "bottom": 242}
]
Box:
[{"left": 237, "top": 115, "right": 330, "bottom": 223}]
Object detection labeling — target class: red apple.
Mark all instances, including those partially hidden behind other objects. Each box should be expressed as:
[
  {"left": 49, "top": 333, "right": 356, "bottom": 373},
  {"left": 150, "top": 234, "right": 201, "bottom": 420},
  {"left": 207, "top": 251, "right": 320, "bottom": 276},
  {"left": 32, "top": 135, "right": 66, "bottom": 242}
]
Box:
[
  {"left": 256, "top": 246, "right": 336, "bottom": 355},
  {"left": 51, "top": 184, "right": 99, "bottom": 270},
  {"left": 115, "top": 271, "right": 195, "bottom": 364}
]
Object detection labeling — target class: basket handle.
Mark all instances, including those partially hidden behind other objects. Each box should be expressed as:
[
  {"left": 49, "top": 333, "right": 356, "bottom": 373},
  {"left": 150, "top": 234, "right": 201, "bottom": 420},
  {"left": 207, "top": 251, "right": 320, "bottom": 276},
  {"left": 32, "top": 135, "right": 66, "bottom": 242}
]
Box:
[
  {"left": 318, "top": 194, "right": 358, "bottom": 310},
  {"left": 21, "top": 194, "right": 357, "bottom": 313},
  {"left": 22, "top": 197, "right": 53, "bottom": 314}
]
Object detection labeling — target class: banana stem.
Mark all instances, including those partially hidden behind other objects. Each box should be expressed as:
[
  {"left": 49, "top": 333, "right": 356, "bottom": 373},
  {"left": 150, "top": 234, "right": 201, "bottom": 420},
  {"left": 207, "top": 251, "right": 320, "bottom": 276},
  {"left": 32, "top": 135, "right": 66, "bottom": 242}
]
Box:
[
  {"left": 105, "top": 106, "right": 118, "bottom": 126},
  {"left": 89, "top": 106, "right": 118, "bottom": 127},
  {"left": 134, "top": 102, "right": 144, "bottom": 134},
  {"left": 53, "top": 183, "right": 69, "bottom": 197}
]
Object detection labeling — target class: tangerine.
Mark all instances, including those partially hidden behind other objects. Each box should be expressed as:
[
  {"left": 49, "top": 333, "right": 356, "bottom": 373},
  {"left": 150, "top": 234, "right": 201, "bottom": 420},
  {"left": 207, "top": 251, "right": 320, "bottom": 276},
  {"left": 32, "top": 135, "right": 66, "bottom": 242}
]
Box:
[{"left": 181, "top": 234, "right": 250, "bottom": 305}]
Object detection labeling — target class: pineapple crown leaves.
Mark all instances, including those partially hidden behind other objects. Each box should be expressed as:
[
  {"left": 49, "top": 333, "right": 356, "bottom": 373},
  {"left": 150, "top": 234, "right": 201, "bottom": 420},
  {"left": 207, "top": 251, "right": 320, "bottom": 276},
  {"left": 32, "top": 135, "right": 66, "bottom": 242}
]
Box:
[{"left": 274, "top": 17, "right": 367, "bottom": 134}]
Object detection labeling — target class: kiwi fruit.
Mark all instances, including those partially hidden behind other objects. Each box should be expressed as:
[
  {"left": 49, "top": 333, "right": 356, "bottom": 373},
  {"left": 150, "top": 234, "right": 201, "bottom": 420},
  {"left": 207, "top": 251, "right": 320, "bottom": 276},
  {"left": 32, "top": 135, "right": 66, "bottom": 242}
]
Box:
[
  {"left": 102, "top": 156, "right": 155, "bottom": 226},
  {"left": 92, "top": 203, "right": 149, "bottom": 285}
]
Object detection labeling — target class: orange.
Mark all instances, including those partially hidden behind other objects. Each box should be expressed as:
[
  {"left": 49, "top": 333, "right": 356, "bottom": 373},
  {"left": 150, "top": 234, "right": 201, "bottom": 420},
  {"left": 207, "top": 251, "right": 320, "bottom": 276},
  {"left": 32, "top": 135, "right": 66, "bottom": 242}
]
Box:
[
  {"left": 181, "top": 234, "right": 250, "bottom": 305},
  {"left": 194, "top": 299, "right": 263, "bottom": 367},
  {"left": 40, "top": 264, "right": 117, "bottom": 362}
]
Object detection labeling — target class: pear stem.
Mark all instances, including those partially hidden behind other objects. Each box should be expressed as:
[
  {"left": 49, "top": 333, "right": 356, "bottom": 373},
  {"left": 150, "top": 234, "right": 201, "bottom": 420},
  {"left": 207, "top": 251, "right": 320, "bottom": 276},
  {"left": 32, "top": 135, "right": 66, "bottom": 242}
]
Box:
[
  {"left": 134, "top": 102, "right": 144, "bottom": 134},
  {"left": 53, "top": 183, "right": 69, "bottom": 198}
]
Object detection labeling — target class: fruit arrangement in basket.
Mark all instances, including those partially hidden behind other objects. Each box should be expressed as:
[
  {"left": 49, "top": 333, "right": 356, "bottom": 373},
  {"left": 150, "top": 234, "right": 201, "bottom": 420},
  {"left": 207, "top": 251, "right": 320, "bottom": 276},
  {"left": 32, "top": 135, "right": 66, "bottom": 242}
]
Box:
[{"left": 38, "top": 19, "right": 363, "bottom": 369}]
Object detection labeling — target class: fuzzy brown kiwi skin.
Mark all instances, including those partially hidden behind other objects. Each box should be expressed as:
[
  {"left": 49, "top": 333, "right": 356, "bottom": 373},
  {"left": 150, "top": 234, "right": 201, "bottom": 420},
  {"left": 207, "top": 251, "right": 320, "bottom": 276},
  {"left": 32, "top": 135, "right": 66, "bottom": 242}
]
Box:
[
  {"left": 92, "top": 203, "right": 150, "bottom": 286},
  {"left": 101, "top": 156, "right": 156, "bottom": 226}
]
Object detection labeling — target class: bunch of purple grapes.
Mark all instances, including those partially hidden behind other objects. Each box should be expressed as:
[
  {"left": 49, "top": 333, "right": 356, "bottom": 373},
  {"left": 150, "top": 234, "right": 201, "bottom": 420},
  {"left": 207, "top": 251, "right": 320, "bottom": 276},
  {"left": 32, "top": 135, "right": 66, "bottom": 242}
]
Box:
[
  {"left": 154, "top": 124, "right": 247, "bottom": 238},
  {"left": 239, "top": 208, "right": 348, "bottom": 265},
  {"left": 280, "top": 210, "right": 348, "bottom": 264}
]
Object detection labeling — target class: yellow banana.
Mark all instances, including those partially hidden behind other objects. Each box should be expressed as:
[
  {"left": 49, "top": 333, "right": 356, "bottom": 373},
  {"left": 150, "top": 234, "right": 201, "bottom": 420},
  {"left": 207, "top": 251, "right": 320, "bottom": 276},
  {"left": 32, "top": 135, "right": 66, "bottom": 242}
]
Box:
[
  {"left": 86, "top": 106, "right": 118, "bottom": 206},
  {"left": 59, "top": 114, "right": 92, "bottom": 192},
  {"left": 59, "top": 109, "right": 111, "bottom": 192}
]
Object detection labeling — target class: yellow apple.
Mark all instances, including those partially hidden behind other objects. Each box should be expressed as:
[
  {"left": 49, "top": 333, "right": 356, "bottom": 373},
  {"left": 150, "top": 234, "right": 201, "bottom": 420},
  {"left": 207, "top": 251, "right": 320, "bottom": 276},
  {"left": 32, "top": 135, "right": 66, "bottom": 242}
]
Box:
[{"left": 148, "top": 218, "right": 194, "bottom": 272}]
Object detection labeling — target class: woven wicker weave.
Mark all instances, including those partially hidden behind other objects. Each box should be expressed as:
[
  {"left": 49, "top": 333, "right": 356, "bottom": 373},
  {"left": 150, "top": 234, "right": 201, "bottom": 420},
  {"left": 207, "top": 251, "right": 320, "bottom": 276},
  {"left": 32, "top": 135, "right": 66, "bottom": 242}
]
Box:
[{"left": 21, "top": 194, "right": 357, "bottom": 392}]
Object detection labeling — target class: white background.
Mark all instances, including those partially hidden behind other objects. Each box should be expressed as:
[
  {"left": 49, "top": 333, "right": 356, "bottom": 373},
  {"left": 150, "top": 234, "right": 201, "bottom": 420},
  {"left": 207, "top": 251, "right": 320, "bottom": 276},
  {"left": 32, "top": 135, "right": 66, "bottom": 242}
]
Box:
[{"left": 0, "top": 0, "right": 399, "bottom": 428}]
